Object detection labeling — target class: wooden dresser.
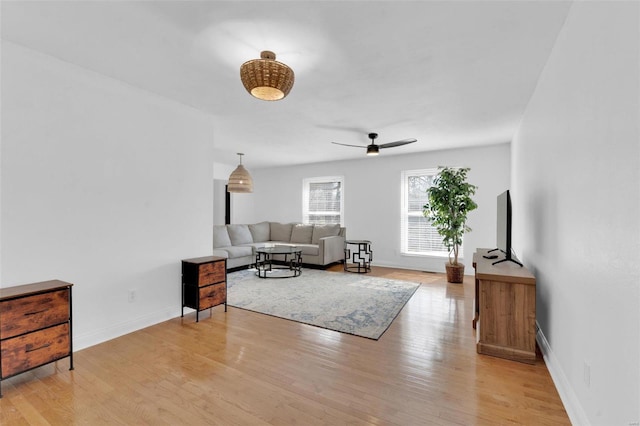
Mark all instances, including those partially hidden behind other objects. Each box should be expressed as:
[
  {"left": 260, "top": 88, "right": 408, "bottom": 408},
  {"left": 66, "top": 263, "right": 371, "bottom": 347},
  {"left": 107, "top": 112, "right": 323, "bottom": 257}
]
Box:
[
  {"left": 0, "top": 280, "right": 74, "bottom": 397},
  {"left": 181, "top": 256, "right": 227, "bottom": 322},
  {"left": 473, "top": 249, "right": 536, "bottom": 364}
]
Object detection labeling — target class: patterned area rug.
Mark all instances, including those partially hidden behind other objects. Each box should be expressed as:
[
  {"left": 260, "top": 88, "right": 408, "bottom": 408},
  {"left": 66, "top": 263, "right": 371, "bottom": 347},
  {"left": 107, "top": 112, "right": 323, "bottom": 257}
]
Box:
[{"left": 227, "top": 268, "right": 420, "bottom": 340}]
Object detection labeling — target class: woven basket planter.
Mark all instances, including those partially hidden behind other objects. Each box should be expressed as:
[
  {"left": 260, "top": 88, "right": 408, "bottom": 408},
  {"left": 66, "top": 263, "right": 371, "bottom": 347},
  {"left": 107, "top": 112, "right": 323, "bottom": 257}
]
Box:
[{"left": 445, "top": 263, "right": 465, "bottom": 283}]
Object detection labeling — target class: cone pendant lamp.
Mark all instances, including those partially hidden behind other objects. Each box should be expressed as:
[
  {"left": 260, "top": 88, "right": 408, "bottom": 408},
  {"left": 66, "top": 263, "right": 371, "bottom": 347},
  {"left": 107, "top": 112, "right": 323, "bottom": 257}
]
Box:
[{"left": 228, "top": 153, "right": 253, "bottom": 193}]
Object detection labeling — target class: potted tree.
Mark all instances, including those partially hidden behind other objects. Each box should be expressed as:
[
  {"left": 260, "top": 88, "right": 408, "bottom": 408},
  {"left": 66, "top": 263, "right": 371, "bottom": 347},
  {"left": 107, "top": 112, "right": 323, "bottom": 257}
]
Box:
[{"left": 422, "top": 167, "right": 478, "bottom": 283}]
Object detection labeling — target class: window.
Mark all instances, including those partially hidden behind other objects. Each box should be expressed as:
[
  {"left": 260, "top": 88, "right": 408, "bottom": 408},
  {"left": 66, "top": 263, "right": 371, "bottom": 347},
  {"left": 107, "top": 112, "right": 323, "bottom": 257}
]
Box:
[
  {"left": 303, "top": 176, "right": 344, "bottom": 225},
  {"left": 401, "top": 169, "right": 450, "bottom": 256}
]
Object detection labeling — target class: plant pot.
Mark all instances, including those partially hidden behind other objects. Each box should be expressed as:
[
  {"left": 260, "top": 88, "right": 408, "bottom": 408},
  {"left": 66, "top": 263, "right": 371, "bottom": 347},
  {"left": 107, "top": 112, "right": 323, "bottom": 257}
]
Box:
[{"left": 445, "top": 263, "right": 465, "bottom": 283}]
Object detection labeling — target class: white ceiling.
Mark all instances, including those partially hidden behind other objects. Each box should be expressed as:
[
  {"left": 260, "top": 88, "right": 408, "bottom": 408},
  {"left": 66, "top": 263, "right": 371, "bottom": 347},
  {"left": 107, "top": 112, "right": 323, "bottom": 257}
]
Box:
[{"left": 1, "top": 1, "right": 572, "bottom": 169}]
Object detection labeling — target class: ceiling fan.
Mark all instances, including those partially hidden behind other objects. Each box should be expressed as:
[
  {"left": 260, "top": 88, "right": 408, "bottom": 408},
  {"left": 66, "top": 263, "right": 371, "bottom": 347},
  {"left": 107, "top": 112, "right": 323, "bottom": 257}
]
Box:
[{"left": 331, "top": 133, "right": 417, "bottom": 156}]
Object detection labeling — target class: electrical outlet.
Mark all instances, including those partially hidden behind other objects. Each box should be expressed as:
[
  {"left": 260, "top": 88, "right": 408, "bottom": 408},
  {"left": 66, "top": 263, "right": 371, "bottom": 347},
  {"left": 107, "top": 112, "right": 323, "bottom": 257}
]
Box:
[
  {"left": 128, "top": 289, "right": 137, "bottom": 303},
  {"left": 583, "top": 361, "right": 591, "bottom": 388}
]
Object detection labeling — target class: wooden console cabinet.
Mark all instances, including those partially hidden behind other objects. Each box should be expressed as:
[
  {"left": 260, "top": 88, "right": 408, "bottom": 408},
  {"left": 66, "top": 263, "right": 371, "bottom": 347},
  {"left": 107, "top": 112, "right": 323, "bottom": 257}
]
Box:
[
  {"left": 181, "top": 256, "right": 227, "bottom": 322},
  {"left": 473, "top": 249, "right": 536, "bottom": 364},
  {"left": 0, "top": 280, "right": 74, "bottom": 397}
]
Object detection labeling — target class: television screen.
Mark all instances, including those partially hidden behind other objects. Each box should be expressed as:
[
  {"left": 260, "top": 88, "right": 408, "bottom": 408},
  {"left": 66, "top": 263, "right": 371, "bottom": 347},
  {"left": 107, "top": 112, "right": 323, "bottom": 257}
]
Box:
[
  {"left": 493, "top": 189, "right": 522, "bottom": 266},
  {"left": 496, "top": 190, "right": 510, "bottom": 256}
]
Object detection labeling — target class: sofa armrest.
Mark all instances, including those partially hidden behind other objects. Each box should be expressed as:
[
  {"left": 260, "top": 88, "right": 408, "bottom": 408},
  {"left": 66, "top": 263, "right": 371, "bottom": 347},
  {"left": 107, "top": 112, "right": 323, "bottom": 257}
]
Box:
[
  {"left": 318, "top": 235, "right": 345, "bottom": 265},
  {"left": 211, "top": 249, "right": 229, "bottom": 259}
]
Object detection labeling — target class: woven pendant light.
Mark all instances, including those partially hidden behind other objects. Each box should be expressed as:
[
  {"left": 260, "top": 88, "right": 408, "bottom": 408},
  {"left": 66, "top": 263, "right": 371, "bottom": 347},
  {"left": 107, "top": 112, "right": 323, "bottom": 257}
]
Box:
[
  {"left": 240, "top": 51, "right": 295, "bottom": 101},
  {"left": 228, "top": 153, "right": 253, "bottom": 193}
]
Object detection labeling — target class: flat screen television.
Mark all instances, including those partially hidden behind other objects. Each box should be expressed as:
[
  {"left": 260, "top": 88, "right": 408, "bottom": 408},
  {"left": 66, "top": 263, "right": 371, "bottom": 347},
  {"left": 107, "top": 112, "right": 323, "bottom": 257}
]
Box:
[{"left": 490, "top": 189, "right": 522, "bottom": 266}]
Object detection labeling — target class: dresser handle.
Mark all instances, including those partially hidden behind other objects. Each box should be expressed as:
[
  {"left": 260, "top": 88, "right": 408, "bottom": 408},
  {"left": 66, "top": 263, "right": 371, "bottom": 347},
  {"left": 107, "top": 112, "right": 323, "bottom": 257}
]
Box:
[
  {"left": 26, "top": 343, "right": 51, "bottom": 353},
  {"left": 24, "top": 309, "right": 47, "bottom": 316}
]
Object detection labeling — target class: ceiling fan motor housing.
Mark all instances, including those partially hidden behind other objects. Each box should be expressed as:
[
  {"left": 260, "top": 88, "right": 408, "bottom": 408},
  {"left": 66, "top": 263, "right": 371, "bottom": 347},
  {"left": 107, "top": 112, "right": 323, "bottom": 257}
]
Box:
[{"left": 366, "top": 144, "right": 380, "bottom": 155}]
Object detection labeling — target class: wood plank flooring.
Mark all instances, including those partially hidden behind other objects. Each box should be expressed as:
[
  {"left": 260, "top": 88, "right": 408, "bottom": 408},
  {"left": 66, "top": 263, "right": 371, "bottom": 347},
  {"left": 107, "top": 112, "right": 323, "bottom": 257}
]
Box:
[{"left": 0, "top": 266, "right": 569, "bottom": 425}]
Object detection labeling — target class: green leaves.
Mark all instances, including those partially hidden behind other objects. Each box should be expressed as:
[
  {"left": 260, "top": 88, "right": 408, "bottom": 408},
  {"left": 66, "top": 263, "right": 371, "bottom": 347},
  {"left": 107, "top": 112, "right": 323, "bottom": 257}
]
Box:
[{"left": 422, "top": 167, "right": 478, "bottom": 265}]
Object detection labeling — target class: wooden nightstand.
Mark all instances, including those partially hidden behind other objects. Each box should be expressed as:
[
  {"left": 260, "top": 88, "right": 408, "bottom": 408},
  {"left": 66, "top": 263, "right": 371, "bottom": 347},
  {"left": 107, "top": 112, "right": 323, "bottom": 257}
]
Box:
[
  {"left": 181, "top": 256, "right": 227, "bottom": 322},
  {"left": 0, "top": 280, "right": 74, "bottom": 397}
]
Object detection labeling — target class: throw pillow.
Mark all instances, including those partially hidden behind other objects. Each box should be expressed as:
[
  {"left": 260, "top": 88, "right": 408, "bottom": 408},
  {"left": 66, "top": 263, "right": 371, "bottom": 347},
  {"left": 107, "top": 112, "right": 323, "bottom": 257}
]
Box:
[
  {"left": 270, "top": 222, "right": 293, "bottom": 242},
  {"left": 291, "top": 224, "right": 314, "bottom": 244},
  {"left": 212, "top": 225, "right": 232, "bottom": 248},
  {"left": 249, "top": 221, "right": 270, "bottom": 242},
  {"left": 311, "top": 224, "right": 341, "bottom": 244},
  {"left": 227, "top": 224, "right": 253, "bottom": 246}
]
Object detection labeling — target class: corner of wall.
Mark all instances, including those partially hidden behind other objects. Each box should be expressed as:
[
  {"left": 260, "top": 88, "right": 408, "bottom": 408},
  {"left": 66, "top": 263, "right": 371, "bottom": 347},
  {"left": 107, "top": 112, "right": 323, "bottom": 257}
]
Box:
[{"left": 536, "top": 321, "right": 590, "bottom": 425}]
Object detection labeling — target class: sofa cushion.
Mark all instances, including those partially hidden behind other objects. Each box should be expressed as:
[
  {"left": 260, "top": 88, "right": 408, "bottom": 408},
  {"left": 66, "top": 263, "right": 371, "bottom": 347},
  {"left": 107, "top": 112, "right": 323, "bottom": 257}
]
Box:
[
  {"left": 212, "top": 225, "right": 232, "bottom": 248},
  {"left": 222, "top": 245, "right": 253, "bottom": 258},
  {"left": 311, "top": 224, "right": 341, "bottom": 244},
  {"left": 243, "top": 242, "right": 271, "bottom": 251},
  {"left": 227, "top": 224, "right": 253, "bottom": 246},
  {"left": 270, "top": 222, "right": 293, "bottom": 242},
  {"left": 291, "top": 224, "right": 314, "bottom": 244},
  {"left": 294, "top": 243, "right": 320, "bottom": 256},
  {"left": 249, "top": 221, "right": 270, "bottom": 243}
]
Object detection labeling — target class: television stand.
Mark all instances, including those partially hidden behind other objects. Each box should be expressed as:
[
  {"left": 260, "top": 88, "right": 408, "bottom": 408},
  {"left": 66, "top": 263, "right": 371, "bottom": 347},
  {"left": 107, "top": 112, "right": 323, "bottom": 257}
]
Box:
[
  {"left": 472, "top": 249, "right": 536, "bottom": 364},
  {"left": 492, "top": 257, "right": 523, "bottom": 267},
  {"left": 486, "top": 248, "right": 523, "bottom": 267}
]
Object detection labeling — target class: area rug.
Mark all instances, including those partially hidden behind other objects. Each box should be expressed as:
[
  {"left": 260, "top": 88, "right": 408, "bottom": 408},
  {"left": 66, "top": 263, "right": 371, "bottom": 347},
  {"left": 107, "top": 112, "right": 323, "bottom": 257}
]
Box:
[{"left": 227, "top": 268, "right": 420, "bottom": 340}]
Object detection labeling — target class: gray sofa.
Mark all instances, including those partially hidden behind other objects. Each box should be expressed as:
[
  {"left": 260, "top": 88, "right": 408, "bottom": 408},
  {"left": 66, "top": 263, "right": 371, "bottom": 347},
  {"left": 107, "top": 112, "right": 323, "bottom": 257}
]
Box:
[{"left": 212, "top": 221, "right": 346, "bottom": 269}]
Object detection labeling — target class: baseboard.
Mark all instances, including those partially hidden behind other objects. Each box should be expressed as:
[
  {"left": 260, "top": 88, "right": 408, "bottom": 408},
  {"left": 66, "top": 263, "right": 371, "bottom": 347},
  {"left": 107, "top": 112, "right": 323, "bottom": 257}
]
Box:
[
  {"left": 73, "top": 306, "right": 180, "bottom": 351},
  {"left": 536, "top": 321, "right": 590, "bottom": 425},
  {"left": 369, "top": 260, "right": 477, "bottom": 276},
  {"left": 371, "top": 260, "right": 439, "bottom": 273}
]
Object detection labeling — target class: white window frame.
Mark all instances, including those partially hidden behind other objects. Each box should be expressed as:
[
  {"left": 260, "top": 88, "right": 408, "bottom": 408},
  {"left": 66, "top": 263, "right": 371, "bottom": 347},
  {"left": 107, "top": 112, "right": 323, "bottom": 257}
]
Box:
[
  {"left": 302, "top": 176, "right": 344, "bottom": 226},
  {"left": 401, "top": 168, "right": 457, "bottom": 258}
]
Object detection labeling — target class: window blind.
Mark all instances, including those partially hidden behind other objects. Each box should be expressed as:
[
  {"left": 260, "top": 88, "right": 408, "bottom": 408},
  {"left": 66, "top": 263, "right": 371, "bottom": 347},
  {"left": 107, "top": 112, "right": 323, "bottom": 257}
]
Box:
[
  {"left": 303, "top": 177, "right": 343, "bottom": 225},
  {"left": 401, "top": 170, "right": 450, "bottom": 256}
]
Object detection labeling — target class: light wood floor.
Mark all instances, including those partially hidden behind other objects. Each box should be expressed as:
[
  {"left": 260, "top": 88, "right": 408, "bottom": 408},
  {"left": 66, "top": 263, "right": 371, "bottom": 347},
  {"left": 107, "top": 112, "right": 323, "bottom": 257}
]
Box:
[{"left": 0, "top": 266, "right": 569, "bottom": 425}]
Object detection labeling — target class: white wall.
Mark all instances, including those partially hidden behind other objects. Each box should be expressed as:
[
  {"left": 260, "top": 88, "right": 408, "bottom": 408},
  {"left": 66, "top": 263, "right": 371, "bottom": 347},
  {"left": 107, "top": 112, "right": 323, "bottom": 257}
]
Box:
[
  {"left": 213, "top": 179, "right": 227, "bottom": 225},
  {"left": 233, "top": 143, "right": 510, "bottom": 273},
  {"left": 512, "top": 2, "right": 639, "bottom": 424},
  {"left": 213, "top": 161, "right": 234, "bottom": 180},
  {"left": 1, "top": 42, "right": 215, "bottom": 350}
]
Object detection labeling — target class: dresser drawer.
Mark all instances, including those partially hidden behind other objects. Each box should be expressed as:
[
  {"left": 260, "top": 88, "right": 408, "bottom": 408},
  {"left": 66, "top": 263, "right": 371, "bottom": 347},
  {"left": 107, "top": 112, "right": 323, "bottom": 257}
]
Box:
[
  {"left": 1, "top": 323, "right": 70, "bottom": 378},
  {"left": 0, "top": 290, "right": 70, "bottom": 339},
  {"left": 199, "top": 283, "right": 226, "bottom": 310},
  {"left": 198, "top": 261, "right": 225, "bottom": 286}
]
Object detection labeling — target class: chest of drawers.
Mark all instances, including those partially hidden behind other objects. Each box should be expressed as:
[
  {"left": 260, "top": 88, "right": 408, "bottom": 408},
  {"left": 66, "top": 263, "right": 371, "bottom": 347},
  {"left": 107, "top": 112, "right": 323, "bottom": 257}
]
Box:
[
  {"left": 181, "top": 256, "right": 227, "bottom": 322},
  {"left": 0, "top": 280, "right": 74, "bottom": 397}
]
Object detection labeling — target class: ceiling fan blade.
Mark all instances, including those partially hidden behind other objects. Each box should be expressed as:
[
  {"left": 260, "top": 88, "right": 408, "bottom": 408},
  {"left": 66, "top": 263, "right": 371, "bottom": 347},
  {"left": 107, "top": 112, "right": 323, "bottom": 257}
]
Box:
[
  {"left": 331, "top": 142, "right": 367, "bottom": 148},
  {"left": 378, "top": 138, "right": 417, "bottom": 149}
]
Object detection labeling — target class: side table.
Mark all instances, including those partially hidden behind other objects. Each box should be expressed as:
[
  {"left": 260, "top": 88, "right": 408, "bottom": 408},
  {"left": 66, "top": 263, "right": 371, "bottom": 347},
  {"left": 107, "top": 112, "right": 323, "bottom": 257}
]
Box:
[
  {"left": 344, "top": 240, "right": 372, "bottom": 273},
  {"left": 181, "top": 256, "right": 227, "bottom": 322},
  {"left": 0, "top": 280, "right": 74, "bottom": 398}
]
